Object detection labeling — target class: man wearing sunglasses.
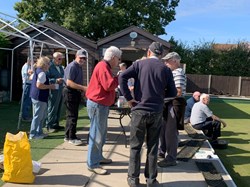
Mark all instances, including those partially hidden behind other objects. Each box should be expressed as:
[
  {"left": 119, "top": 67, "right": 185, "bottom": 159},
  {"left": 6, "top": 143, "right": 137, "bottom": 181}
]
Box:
[
  {"left": 46, "top": 52, "right": 65, "bottom": 133},
  {"left": 63, "top": 49, "right": 88, "bottom": 146}
]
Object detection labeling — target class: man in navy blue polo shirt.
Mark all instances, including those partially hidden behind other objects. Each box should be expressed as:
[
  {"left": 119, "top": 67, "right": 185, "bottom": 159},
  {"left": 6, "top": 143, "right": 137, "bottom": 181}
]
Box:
[
  {"left": 119, "top": 42, "right": 177, "bottom": 187},
  {"left": 63, "top": 49, "right": 88, "bottom": 146}
]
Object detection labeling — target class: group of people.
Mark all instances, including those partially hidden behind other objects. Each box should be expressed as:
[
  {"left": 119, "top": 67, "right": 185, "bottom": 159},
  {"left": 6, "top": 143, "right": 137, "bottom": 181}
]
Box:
[
  {"left": 119, "top": 42, "right": 226, "bottom": 187},
  {"left": 21, "top": 41, "right": 227, "bottom": 187},
  {"left": 21, "top": 50, "right": 86, "bottom": 142}
]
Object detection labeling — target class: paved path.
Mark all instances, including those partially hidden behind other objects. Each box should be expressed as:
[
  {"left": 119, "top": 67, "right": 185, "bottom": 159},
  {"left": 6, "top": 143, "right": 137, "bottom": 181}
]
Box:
[{"left": 3, "top": 112, "right": 236, "bottom": 187}]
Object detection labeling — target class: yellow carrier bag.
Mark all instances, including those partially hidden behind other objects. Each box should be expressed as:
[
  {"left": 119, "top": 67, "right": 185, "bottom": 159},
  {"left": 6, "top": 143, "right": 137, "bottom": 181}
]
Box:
[{"left": 1, "top": 131, "right": 35, "bottom": 183}]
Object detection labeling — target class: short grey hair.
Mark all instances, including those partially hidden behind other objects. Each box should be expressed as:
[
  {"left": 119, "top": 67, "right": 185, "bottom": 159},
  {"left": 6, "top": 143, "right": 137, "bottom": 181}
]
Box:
[
  {"left": 162, "top": 52, "right": 181, "bottom": 61},
  {"left": 104, "top": 46, "right": 122, "bottom": 61},
  {"left": 200, "top": 93, "right": 209, "bottom": 101}
]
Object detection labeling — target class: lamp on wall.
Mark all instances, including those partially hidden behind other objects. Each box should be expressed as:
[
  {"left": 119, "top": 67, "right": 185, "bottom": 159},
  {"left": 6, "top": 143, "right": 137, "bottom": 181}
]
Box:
[
  {"left": 131, "top": 40, "right": 136, "bottom": 47},
  {"left": 129, "top": 32, "right": 137, "bottom": 47}
]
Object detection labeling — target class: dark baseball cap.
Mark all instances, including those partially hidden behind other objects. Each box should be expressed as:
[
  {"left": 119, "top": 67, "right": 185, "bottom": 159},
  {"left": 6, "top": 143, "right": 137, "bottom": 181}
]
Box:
[{"left": 149, "top": 42, "right": 163, "bottom": 55}]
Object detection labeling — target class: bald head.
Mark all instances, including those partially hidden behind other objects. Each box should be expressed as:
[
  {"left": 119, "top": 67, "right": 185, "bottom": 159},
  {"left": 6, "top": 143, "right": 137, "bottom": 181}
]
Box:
[{"left": 193, "top": 91, "right": 201, "bottom": 101}]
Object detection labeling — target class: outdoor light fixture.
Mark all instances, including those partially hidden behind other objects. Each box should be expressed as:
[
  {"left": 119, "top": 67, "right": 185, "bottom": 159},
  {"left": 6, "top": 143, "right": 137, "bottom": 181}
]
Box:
[{"left": 131, "top": 40, "right": 135, "bottom": 47}]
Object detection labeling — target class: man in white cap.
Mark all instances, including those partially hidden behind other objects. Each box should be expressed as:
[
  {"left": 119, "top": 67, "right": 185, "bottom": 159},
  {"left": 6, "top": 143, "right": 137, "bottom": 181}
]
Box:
[{"left": 63, "top": 49, "right": 88, "bottom": 146}]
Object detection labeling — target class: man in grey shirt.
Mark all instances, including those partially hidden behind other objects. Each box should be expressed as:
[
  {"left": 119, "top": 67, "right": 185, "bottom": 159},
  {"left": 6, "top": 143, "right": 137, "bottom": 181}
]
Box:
[{"left": 190, "top": 93, "right": 227, "bottom": 142}]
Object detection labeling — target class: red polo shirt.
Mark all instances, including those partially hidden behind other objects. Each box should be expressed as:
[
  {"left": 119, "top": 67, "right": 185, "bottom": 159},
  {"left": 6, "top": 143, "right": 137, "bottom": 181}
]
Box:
[{"left": 86, "top": 60, "right": 118, "bottom": 106}]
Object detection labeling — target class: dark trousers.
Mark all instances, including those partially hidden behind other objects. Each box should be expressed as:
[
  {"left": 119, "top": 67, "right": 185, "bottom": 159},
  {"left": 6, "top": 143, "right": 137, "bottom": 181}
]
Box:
[
  {"left": 159, "top": 104, "right": 178, "bottom": 162},
  {"left": 128, "top": 110, "right": 162, "bottom": 184},
  {"left": 193, "top": 117, "right": 221, "bottom": 140},
  {"left": 63, "top": 87, "right": 81, "bottom": 140},
  {"left": 46, "top": 88, "right": 63, "bottom": 128}
]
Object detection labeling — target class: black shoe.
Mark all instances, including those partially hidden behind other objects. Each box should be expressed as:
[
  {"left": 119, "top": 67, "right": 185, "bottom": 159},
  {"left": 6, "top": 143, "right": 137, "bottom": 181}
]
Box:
[
  {"left": 157, "top": 159, "right": 177, "bottom": 167},
  {"left": 178, "top": 140, "right": 189, "bottom": 147},
  {"left": 157, "top": 153, "right": 165, "bottom": 160},
  {"left": 127, "top": 177, "right": 139, "bottom": 187}
]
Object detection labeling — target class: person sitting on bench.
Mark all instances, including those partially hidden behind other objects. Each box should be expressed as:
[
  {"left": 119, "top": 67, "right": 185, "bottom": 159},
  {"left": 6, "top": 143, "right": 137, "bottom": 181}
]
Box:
[{"left": 190, "top": 93, "right": 227, "bottom": 143}]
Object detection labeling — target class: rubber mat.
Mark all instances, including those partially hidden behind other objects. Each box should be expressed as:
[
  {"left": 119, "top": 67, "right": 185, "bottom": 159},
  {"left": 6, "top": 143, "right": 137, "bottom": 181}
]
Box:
[
  {"left": 177, "top": 139, "right": 204, "bottom": 161},
  {"left": 195, "top": 161, "right": 228, "bottom": 187},
  {"left": 184, "top": 123, "right": 208, "bottom": 139}
]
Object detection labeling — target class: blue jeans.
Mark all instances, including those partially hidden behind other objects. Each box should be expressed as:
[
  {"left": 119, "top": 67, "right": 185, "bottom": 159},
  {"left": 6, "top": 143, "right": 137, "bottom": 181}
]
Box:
[
  {"left": 22, "top": 84, "right": 32, "bottom": 119},
  {"left": 128, "top": 110, "right": 162, "bottom": 184},
  {"left": 87, "top": 99, "right": 109, "bottom": 169},
  {"left": 30, "top": 99, "right": 47, "bottom": 138}
]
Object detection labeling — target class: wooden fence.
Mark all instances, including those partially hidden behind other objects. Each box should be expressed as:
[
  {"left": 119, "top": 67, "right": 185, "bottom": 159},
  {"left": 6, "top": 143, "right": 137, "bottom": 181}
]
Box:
[{"left": 187, "top": 74, "right": 250, "bottom": 96}]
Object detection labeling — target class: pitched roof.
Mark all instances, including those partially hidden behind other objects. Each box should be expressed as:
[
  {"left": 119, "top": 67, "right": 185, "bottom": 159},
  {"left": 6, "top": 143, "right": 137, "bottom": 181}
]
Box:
[{"left": 97, "top": 26, "right": 170, "bottom": 48}]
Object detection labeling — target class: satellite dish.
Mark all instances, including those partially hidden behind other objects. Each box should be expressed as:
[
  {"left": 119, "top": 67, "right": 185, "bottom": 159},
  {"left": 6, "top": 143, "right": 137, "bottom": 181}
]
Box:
[{"left": 129, "top": 32, "right": 138, "bottom": 39}]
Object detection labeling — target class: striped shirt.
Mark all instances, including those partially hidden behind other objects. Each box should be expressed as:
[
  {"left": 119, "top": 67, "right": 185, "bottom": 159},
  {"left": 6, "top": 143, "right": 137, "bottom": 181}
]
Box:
[{"left": 172, "top": 68, "right": 186, "bottom": 96}]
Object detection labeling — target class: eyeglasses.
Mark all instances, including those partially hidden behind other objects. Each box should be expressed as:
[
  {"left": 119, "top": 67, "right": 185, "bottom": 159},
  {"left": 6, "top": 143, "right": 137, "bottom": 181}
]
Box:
[
  {"left": 80, "top": 57, "right": 86, "bottom": 60},
  {"left": 115, "top": 56, "right": 121, "bottom": 61}
]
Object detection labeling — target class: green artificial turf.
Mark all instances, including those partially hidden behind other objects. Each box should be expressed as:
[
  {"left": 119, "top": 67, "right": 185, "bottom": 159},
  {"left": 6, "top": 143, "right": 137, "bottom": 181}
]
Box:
[{"left": 209, "top": 98, "right": 250, "bottom": 187}]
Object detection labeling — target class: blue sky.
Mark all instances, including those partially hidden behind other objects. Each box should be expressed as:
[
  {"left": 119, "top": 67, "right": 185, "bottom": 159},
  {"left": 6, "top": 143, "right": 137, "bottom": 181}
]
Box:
[{"left": 1, "top": 0, "right": 250, "bottom": 46}]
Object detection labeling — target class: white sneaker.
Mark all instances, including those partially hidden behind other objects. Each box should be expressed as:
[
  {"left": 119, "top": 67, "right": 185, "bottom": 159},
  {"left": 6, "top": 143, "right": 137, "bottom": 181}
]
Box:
[
  {"left": 88, "top": 166, "right": 107, "bottom": 175},
  {"left": 29, "top": 135, "right": 44, "bottom": 140},
  {"left": 64, "top": 138, "right": 69, "bottom": 142},
  {"left": 68, "top": 139, "right": 83, "bottom": 146}
]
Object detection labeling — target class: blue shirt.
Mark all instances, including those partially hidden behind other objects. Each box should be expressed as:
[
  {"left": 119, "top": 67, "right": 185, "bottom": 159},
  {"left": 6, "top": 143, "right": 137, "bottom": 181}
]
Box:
[
  {"left": 21, "top": 63, "right": 32, "bottom": 84},
  {"left": 184, "top": 96, "right": 196, "bottom": 119},
  {"left": 64, "top": 61, "right": 83, "bottom": 86}
]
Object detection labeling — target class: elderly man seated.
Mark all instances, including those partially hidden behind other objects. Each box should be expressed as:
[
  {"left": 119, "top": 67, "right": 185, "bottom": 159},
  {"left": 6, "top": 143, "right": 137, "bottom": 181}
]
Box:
[
  {"left": 190, "top": 93, "right": 227, "bottom": 143},
  {"left": 184, "top": 91, "right": 201, "bottom": 124}
]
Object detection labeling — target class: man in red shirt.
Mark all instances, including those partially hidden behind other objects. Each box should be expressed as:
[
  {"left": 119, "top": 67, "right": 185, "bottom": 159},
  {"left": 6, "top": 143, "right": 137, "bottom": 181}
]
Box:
[{"left": 86, "top": 46, "right": 122, "bottom": 175}]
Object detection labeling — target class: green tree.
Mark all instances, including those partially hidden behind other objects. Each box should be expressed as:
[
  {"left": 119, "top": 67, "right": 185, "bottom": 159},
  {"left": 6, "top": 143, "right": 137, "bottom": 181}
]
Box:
[
  {"left": 168, "top": 38, "right": 250, "bottom": 77},
  {"left": 14, "top": 0, "right": 180, "bottom": 41},
  {"left": 216, "top": 45, "right": 250, "bottom": 76}
]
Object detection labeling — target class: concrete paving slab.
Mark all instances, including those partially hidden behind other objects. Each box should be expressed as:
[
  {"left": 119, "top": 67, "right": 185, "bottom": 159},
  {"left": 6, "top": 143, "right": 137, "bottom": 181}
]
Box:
[{"left": 2, "top": 113, "right": 236, "bottom": 187}]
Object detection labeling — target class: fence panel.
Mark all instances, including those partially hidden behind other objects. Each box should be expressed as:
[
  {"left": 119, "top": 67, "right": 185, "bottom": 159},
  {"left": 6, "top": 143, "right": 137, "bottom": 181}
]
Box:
[
  {"left": 186, "top": 74, "right": 250, "bottom": 96},
  {"left": 186, "top": 74, "right": 209, "bottom": 93},
  {"left": 210, "top": 75, "right": 239, "bottom": 95},
  {"left": 241, "top": 77, "right": 250, "bottom": 96}
]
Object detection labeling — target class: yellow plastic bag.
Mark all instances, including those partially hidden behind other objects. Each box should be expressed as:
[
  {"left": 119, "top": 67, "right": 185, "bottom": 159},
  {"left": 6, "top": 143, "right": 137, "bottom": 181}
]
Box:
[{"left": 1, "top": 131, "right": 35, "bottom": 183}]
